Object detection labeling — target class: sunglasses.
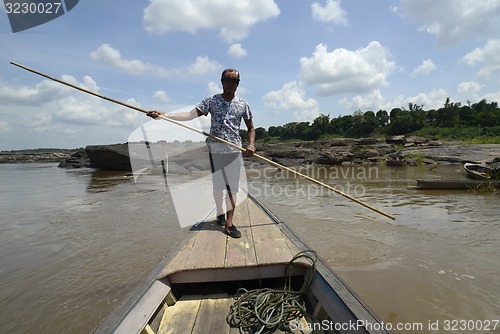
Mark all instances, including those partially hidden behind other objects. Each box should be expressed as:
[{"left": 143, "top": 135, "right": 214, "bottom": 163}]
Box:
[{"left": 222, "top": 78, "right": 240, "bottom": 84}]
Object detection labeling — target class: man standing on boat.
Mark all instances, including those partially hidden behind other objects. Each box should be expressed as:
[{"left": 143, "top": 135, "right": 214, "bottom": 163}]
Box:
[{"left": 147, "top": 68, "right": 255, "bottom": 239}]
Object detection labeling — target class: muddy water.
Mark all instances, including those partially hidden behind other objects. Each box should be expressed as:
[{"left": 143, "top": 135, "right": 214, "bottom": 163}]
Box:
[
  {"left": 248, "top": 162, "right": 499, "bottom": 333},
  {"left": 0, "top": 164, "right": 186, "bottom": 334},
  {"left": 0, "top": 162, "right": 498, "bottom": 333}
]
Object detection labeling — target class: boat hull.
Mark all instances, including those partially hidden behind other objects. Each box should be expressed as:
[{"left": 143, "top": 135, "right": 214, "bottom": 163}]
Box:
[
  {"left": 464, "top": 162, "right": 499, "bottom": 180},
  {"left": 413, "top": 179, "right": 500, "bottom": 190},
  {"left": 92, "top": 194, "right": 391, "bottom": 334}
]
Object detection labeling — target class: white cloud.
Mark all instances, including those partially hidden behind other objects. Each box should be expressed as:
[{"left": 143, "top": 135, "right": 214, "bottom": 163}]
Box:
[
  {"left": 0, "top": 120, "right": 10, "bottom": 133},
  {"left": 395, "top": 88, "right": 449, "bottom": 110},
  {"left": 0, "top": 77, "right": 69, "bottom": 105},
  {"left": 188, "top": 56, "right": 221, "bottom": 75},
  {"left": 339, "top": 89, "right": 385, "bottom": 111},
  {"left": 24, "top": 112, "right": 53, "bottom": 128},
  {"left": 456, "top": 82, "right": 500, "bottom": 105},
  {"left": 482, "top": 90, "right": 500, "bottom": 105},
  {"left": 207, "top": 81, "right": 221, "bottom": 95},
  {"left": 461, "top": 39, "right": 500, "bottom": 78},
  {"left": 228, "top": 44, "right": 248, "bottom": 58},
  {"left": 90, "top": 44, "right": 175, "bottom": 77},
  {"left": 338, "top": 80, "right": 499, "bottom": 114},
  {"left": 263, "top": 81, "right": 320, "bottom": 121},
  {"left": 153, "top": 90, "right": 170, "bottom": 102},
  {"left": 340, "top": 88, "right": 453, "bottom": 112},
  {"left": 457, "top": 81, "right": 482, "bottom": 101},
  {"left": 395, "top": 0, "right": 500, "bottom": 46},
  {"left": 54, "top": 93, "right": 143, "bottom": 128},
  {"left": 299, "top": 42, "right": 396, "bottom": 96},
  {"left": 311, "top": 0, "right": 348, "bottom": 25},
  {"left": 143, "top": 0, "right": 280, "bottom": 43},
  {"left": 0, "top": 74, "right": 144, "bottom": 135},
  {"left": 45, "top": 74, "right": 142, "bottom": 127},
  {"left": 55, "top": 95, "right": 109, "bottom": 124},
  {"left": 411, "top": 59, "right": 436, "bottom": 76},
  {"left": 52, "top": 95, "right": 113, "bottom": 125},
  {"left": 294, "top": 109, "right": 322, "bottom": 122},
  {"left": 121, "top": 99, "right": 144, "bottom": 126},
  {"left": 90, "top": 44, "right": 221, "bottom": 78}
]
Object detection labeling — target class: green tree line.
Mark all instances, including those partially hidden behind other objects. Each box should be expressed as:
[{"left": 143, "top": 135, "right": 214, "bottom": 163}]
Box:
[{"left": 242, "top": 98, "right": 500, "bottom": 143}]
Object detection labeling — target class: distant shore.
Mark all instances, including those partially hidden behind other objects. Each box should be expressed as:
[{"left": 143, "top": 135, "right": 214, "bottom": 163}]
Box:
[
  {"left": 0, "top": 149, "right": 80, "bottom": 164},
  {"left": 254, "top": 138, "right": 499, "bottom": 166},
  {"left": 1, "top": 138, "right": 499, "bottom": 168}
]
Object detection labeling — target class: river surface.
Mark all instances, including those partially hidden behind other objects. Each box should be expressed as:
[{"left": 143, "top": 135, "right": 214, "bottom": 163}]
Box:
[{"left": 0, "top": 162, "right": 498, "bottom": 334}]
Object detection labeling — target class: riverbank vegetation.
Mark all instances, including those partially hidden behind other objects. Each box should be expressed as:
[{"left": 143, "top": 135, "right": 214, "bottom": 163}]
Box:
[{"left": 247, "top": 98, "right": 500, "bottom": 144}]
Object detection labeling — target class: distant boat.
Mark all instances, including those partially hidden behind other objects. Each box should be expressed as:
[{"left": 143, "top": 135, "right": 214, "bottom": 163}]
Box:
[
  {"left": 464, "top": 163, "right": 500, "bottom": 180},
  {"left": 386, "top": 153, "right": 405, "bottom": 166},
  {"left": 412, "top": 179, "right": 500, "bottom": 190}
]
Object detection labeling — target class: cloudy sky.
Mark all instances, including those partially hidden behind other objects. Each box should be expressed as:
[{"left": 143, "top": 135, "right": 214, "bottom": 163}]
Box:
[{"left": 1, "top": 0, "right": 499, "bottom": 150}]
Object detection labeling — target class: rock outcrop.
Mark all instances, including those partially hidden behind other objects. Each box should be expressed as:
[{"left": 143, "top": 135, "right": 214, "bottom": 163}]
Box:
[
  {"left": 57, "top": 150, "right": 90, "bottom": 168},
  {"left": 85, "top": 143, "right": 133, "bottom": 171},
  {"left": 85, "top": 142, "right": 212, "bottom": 172},
  {"left": 256, "top": 138, "right": 394, "bottom": 167}
]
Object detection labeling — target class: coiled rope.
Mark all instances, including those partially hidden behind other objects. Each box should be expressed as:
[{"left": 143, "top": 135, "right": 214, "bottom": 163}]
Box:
[{"left": 226, "top": 250, "right": 318, "bottom": 333}]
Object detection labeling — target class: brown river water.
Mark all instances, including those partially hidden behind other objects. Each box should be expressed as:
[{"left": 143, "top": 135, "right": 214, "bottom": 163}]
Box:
[{"left": 0, "top": 162, "right": 498, "bottom": 334}]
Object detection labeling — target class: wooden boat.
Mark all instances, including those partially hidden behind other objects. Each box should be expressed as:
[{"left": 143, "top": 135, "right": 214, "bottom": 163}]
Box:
[
  {"left": 464, "top": 163, "right": 500, "bottom": 180},
  {"left": 91, "top": 193, "right": 391, "bottom": 334},
  {"left": 412, "top": 179, "right": 500, "bottom": 190},
  {"left": 385, "top": 153, "right": 405, "bottom": 166}
]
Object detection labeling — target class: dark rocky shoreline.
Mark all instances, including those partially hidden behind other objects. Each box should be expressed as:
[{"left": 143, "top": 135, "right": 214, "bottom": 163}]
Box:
[
  {"left": 0, "top": 149, "right": 87, "bottom": 165},
  {"left": 1, "top": 136, "right": 498, "bottom": 171}
]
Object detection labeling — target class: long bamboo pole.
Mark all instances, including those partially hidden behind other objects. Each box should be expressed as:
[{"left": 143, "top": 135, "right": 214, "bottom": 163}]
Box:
[{"left": 10, "top": 61, "right": 395, "bottom": 220}]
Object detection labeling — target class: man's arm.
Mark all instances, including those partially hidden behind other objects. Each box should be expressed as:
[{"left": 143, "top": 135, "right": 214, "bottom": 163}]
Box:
[
  {"left": 244, "top": 118, "right": 256, "bottom": 157},
  {"left": 147, "top": 108, "right": 203, "bottom": 121}
]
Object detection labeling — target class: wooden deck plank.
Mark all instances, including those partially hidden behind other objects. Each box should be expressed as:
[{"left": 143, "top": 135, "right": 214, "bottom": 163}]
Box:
[
  {"left": 192, "top": 294, "right": 233, "bottom": 334},
  {"left": 224, "top": 201, "right": 258, "bottom": 268},
  {"left": 184, "top": 222, "right": 227, "bottom": 270},
  {"left": 160, "top": 198, "right": 311, "bottom": 281},
  {"left": 159, "top": 229, "right": 198, "bottom": 278},
  {"left": 157, "top": 294, "right": 203, "bottom": 334},
  {"left": 246, "top": 199, "right": 296, "bottom": 265}
]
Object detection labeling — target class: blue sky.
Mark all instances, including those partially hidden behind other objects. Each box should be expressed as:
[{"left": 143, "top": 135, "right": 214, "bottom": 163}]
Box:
[{"left": 1, "top": 0, "right": 499, "bottom": 150}]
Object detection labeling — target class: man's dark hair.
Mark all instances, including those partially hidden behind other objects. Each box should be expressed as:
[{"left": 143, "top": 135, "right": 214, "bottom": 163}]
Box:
[{"left": 221, "top": 68, "right": 240, "bottom": 80}]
